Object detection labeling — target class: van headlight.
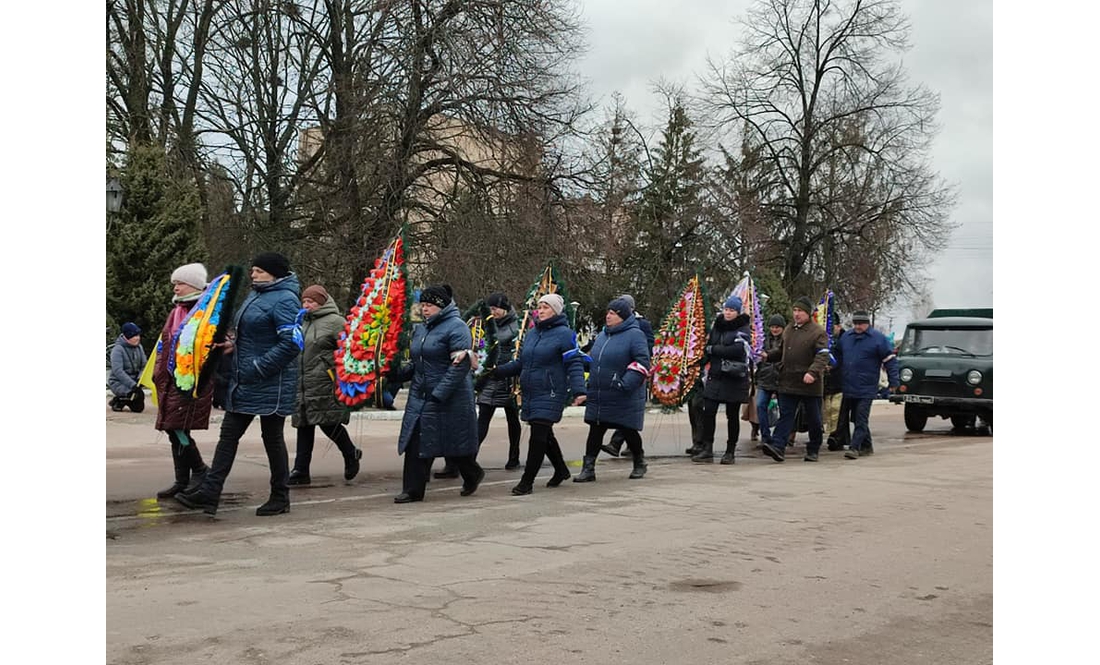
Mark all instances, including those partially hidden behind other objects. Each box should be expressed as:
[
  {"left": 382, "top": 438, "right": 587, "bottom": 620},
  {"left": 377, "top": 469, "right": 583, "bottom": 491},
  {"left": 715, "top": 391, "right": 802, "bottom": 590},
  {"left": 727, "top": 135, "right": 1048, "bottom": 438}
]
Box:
[
  {"left": 967, "top": 370, "right": 982, "bottom": 385},
  {"left": 900, "top": 368, "right": 913, "bottom": 382}
]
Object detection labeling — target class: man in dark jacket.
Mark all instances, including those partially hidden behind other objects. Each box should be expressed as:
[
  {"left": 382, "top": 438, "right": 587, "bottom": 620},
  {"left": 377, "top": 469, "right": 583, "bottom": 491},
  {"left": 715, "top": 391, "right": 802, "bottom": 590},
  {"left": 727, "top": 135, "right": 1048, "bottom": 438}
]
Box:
[
  {"left": 835, "top": 310, "right": 899, "bottom": 459},
  {"left": 760, "top": 296, "right": 830, "bottom": 462}
]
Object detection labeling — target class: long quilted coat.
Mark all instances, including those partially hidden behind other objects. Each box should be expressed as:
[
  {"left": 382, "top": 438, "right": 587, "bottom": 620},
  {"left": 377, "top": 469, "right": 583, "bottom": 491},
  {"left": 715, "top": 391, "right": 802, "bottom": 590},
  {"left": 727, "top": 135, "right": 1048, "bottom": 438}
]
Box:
[
  {"left": 495, "top": 313, "right": 586, "bottom": 424},
  {"left": 395, "top": 303, "right": 479, "bottom": 458},
  {"left": 292, "top": 297, "right": 350, "bottom": 428},
  {"left": 583, "top": 314, "right": 651, "bottom": 431},
  {"left": 224, "top": 274, "right": 302, "bottom": 416}
]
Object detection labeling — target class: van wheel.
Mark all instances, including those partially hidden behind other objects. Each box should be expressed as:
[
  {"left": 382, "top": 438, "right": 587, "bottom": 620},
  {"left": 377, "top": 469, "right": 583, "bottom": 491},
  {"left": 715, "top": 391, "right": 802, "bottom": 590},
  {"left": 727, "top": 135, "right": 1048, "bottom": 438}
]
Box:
[{"left": 904, "top": 404, "right": 928, "bottom": 433}]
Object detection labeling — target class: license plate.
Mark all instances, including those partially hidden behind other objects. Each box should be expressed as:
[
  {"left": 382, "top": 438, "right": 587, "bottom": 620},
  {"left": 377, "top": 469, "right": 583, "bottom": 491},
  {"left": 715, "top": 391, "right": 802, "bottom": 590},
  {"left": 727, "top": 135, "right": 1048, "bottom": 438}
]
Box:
[{"left": 905, "top": 395, "right": 935, "bottom": 404}]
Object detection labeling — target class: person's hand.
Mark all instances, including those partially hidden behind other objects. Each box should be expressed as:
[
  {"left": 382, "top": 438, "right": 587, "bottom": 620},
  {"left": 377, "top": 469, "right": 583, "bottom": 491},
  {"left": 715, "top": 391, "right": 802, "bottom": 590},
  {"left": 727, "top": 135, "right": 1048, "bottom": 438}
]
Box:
[
  {"left": 572, "top": 394, "right": 587, "bottom": 406},
  {"left": 802, "top": 372, "right": 816, "bottom": 384},
  {"left": 386, "top": 361, "right": 403, "bottom": 380},
  {"left": 214, "top": 338, "right": 235, "bottom": 354},
  {"left": 759, "top": 351, "right": 768, "bottom": 361}
]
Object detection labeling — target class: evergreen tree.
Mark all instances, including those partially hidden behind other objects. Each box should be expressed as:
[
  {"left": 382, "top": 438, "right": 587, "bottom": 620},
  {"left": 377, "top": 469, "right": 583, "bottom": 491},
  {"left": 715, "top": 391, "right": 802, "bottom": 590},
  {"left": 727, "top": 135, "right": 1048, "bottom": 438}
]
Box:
[{"left": 106, "top": 145, "right": 206, "bottom": 354}]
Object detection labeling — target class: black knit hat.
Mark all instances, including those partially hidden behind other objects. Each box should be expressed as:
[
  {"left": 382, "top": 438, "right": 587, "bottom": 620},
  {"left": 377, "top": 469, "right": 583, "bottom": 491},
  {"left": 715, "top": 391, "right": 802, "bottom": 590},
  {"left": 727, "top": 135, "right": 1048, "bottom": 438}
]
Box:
[
  {"left": 420, "top": 284, "right": 453, "bottom": 309},
  {"left": 486, "top": 292, "right": 510, "bottom": 310},
  {"left": 608, "top": 297, "right": 633, "bottom": 321},
  {"left": 792, "top": 296, "right": 814, "bottom": 313},
  {"left": 768, "top": 314, "right": 786, "bottom": 328},
  {"left": 251, "top": 252, "right": 291, "bottom": 278}
]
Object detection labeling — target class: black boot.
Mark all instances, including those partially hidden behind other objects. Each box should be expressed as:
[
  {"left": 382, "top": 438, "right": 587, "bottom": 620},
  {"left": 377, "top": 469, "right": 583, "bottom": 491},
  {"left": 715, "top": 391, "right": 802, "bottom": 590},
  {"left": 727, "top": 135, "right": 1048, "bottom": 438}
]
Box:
[
  {"left": 505, "top": 440, "right": 521, "bottom": 470},
  {"left": 686, "top": 442, "right": 703, "bottom": 456},
  {"left": 628, "top": 451, "right": 647, "bottom": 479},
  {"left": 573, "top": 456, "right": 597, "bottom": 482},
  {"left": 175, "top": 489, "right": 219, "bottom": 515},
  {"left": 344, "top": 448, "right": 362, "bottom": 481},
  {"left": 157, "top": 440, "right": 192, "bottom": 498},
  {"left": 720, "top": 442, "right": 736, "bottom": 465},
  {"left": 183, "top": 467, "right": 207, "bottom": 494},
  {"left": 256, "top": 496, "right": 290, "bottom": 516},
  {"left": 692, "top": 442, "right": 714, "bottom": 463},
  {"left": 287, "top": 469, "right": 311, "bottom": 486}
]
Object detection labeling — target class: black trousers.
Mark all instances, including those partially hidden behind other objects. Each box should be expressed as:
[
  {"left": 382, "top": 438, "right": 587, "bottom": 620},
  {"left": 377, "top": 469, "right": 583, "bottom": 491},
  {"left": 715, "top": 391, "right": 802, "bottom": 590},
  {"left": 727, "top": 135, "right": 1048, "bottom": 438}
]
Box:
[
  {"left": 200, "top": 411, "right": 289, "bottom": 501},
  {"left": 293, "top": 423, "right": 358, "bottom": 473},
  {"left": 687, "top": 389, "right": 706, "bottom": 445},
  {"left": 586, "top": 422, "right": 642, "bottom": 458},
  {"left": 519, "top": 421, "right": 569, "bottom": 487},
  {"left": 404, "top": 424, "right": 482, "bottom": 497},
  {"left": 477, "top": 403, "right": 522, "bottom": 450},
  {"left": 701, "top": 398, "right": 741, "bottom": 449}
]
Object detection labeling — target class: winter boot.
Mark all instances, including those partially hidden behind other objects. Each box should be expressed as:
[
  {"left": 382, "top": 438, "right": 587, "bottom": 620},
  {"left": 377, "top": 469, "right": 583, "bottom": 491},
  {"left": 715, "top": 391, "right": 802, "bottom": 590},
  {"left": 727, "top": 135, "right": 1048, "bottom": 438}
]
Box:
[
  {"left": 256, "top": 495, "right": 291, "bottom": 516},
  {"left": 157, "top": 441, "right": 192, "bottom": 498},
  {"left": 691, "top": 441, "right": 714, "bottom": 463},
  {"left": 750, "top": 423, "right": 760, "bottom": 442},
  {"left": 505, "top": 440, "right": 522, "bottom": 470},
  {"left": 600, "top": 430, "right": 626, "bottom": 458},
  {"left": 344, "top": 448, "right": 363, "bottom": 481},
  {"left": 434, "top": 462, "right": 459, "bottom": 479},
  {"left": 720, "top": 441, "right": 736, "bottom": 465},
  {"left": 628, "top": 451, "right": 648, "bottom": 479},
  {"left": 573, "top": 456, "right": 597, "bottom": 482}
]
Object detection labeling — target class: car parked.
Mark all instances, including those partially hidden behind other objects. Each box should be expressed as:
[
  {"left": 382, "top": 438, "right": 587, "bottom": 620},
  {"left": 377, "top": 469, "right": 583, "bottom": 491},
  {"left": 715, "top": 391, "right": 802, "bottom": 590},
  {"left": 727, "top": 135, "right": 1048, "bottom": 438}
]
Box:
[{"left": 889, "top": 315, "right": 992, "bottom": 433}]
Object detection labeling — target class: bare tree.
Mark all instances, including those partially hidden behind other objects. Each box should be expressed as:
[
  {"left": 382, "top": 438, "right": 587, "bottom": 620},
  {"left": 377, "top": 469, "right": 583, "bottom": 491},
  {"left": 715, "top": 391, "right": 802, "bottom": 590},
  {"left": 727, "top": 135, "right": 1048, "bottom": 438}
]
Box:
[{"left": 701, "top": 0, "right": 956, "bottom": 302}]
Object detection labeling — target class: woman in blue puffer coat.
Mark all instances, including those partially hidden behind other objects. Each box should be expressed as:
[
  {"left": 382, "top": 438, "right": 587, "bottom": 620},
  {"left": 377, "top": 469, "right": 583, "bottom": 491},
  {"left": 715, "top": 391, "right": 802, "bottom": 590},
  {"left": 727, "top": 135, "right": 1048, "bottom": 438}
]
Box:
[
  {"left": 492, "top": 293, "right": 587, "bottom": 496},
  {"left": 390, "top": 285, "right": 484, "bottom": 504},
  {"left": 573, "top": 297, "right": 651, "bottom": 483},
  {"left": 176, "top": 252, "right": 301, "bottom": 517}
]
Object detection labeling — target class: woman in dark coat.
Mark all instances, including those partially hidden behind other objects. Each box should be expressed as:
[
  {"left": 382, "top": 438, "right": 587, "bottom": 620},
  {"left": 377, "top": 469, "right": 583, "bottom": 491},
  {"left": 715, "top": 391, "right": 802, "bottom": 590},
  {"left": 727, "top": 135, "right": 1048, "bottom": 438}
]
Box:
[
  {"left": 492, "top": 293, "right": 587, "bottom": 496},
  {"left": 574, "top": 297, "right": 651, "bottom": 482},
  {"left": 753, "top": 314, "right": 785, "bottom": 449},
  {"left": 693, "top": 295, "right": 752, "bottom": 465},
  {"left": 390, "top": 285, "right": 483, "bottom": 503},
  {"left": 288, "top": 284, "right": 363, "bottom": 486},
  {"left": 151, "top": 263, "right": 212, "bottom": 498},
  {"left": 177, "top": 252, "right": 301, "bottom": 517},
  {"left": 436, "top": 291, "right": 523, "bottom": 478}
]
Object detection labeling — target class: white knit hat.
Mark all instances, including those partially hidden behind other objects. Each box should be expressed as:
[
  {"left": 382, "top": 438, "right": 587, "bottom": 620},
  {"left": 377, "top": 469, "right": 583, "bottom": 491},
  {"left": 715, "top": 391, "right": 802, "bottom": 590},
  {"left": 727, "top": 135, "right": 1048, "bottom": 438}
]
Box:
[
  {"left": 538, "top": 293, "right": 565, "bottom": 315},
  {"left": 170, "top": 263, "right": 208, "bottom": 290}
]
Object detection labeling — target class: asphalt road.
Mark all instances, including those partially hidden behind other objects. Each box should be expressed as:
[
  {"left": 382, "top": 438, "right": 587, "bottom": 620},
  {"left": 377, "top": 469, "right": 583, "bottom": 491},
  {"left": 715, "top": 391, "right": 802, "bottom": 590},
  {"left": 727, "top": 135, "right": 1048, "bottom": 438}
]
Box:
[{"left": 106, "top": 402, "right": 992, "bottom": 664}]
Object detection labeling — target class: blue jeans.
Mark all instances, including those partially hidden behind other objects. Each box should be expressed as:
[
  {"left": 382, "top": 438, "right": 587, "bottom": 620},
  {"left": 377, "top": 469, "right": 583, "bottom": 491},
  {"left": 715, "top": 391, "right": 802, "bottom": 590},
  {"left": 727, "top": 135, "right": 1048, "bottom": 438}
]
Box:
[
  {"left": 756, "top": 388, "right": 777, "bottom": 443},
  {"left": 848, "top": 397, "right": 874, "bottom": 452},
  {"left": 771, "top": 394, "right": 823, "bottom": 455}
]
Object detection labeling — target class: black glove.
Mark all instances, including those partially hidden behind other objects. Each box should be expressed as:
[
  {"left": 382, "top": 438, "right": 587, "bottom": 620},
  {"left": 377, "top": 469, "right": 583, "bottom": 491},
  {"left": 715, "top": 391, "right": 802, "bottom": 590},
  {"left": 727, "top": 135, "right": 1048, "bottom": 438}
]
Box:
[{"left": 386, "top": 361, "right": 403, "bottom": 380}]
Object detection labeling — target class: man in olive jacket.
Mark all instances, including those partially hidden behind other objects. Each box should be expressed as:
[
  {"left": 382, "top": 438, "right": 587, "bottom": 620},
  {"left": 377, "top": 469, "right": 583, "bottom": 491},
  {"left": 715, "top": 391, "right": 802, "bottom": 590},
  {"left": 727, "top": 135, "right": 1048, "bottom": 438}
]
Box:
[{"left": 759, "top": 296, "right": 831, "bottom": 462}]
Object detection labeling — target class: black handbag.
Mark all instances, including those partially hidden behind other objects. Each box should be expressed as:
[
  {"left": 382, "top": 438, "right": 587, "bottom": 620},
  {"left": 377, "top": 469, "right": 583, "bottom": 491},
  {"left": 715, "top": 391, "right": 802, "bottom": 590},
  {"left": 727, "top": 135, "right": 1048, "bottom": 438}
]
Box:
[{"left": 719, "top": 358, "right": 748, "bottom": 379}]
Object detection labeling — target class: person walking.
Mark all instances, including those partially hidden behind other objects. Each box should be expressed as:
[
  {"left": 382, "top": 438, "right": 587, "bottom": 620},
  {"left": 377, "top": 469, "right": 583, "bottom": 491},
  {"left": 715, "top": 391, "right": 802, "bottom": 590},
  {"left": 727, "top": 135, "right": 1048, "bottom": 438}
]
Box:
[
  {"left": 288, "top": 284, "right": 363, "bottom": 486},
  {"left": 492, "top": 293, "right": 586, "bottom": 496},
  {"left": 759, "top": 296, "right": 831, "bottom": 463},
  {"left": 574, "top": 297, "right": 651, "bottom": 482},
  {"left": 692, "top": 295, "right": 752, "bottom": 465},
  {"left": 176, "top": 252, "right": 301, "bottom": 516},
  {"left": 754, "top": 314, "right": 785, "bottom": 451},
  {"left": 108, "top": 323, "right": 147, "bottom": 413},
  {"left": 390, "top": 285, "right": 484, "bottom": 503},
  {"left": 151, "top": 263, "right": 213, "bottom": 498},
  {"left": 600, "top": 294, "right": 654, "bottom": 458},
  {"left": 835, "top": 310, "right": 899, "bottom": 459},
  {"left": 476, "top": 292, "right": 524, "bottom": 469},
  {"left": 823, "top": 315, "right": 845, "bottom": 451},
  {"left": 436, "top": 291, "right": 524, "bottom": 478}
]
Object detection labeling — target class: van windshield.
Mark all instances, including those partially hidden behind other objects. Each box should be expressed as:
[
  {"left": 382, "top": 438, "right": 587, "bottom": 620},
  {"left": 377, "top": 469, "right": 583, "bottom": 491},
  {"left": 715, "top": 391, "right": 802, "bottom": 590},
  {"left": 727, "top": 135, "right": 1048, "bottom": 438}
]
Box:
[{"left": 900, "top": 327, "right": 992, "bottom": 357}]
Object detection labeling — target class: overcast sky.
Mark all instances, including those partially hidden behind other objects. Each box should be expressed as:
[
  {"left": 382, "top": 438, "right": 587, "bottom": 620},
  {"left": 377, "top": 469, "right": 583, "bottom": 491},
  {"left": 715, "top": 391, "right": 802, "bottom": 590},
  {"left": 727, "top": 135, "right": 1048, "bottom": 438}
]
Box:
[{"left": 573, "top": 0, "right": 992, "bottom": 332}]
